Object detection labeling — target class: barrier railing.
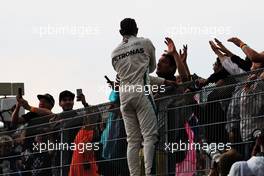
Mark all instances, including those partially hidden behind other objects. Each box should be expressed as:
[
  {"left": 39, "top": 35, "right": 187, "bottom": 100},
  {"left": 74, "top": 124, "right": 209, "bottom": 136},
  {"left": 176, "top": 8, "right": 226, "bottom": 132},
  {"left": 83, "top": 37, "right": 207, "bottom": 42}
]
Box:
[{"left": 0, "top": 68, "right": 264, "bottom": 176}]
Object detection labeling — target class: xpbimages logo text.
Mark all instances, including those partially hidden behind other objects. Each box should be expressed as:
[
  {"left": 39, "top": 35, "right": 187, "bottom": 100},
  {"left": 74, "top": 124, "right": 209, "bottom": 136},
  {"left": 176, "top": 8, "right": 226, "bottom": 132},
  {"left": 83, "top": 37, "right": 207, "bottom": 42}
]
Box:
[
  {"left": 111, "top": 82, "right": 166, "bottom": 96},
  {"left": 32, "top": 141, "right": 100, "bottom": 154},
  {"left": 164, "top": 140, "right": 231, "bottom": 154}
]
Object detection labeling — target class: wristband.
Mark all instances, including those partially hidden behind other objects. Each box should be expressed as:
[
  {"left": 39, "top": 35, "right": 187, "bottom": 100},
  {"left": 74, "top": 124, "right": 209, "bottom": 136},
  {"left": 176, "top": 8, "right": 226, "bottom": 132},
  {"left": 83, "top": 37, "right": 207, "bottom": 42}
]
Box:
[
  {"left": 241, "top": 45, "right": 249, "bottom": 51},
  {"left": 240, "top": 43, "right": 247, "bottom": 49}
]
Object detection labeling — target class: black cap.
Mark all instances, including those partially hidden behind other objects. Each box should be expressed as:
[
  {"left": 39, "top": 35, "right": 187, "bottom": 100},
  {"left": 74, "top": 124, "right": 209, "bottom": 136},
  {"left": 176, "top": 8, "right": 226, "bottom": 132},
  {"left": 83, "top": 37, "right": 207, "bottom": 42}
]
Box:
[
  {"left": 120, "top": 18, "right": 138, "bottom": 36},
  {"left": 37, "top": 93, "right": 55, "bottom": 107},
  {"left": 59, "top": 90, "right": 75, "bottom": 102}
]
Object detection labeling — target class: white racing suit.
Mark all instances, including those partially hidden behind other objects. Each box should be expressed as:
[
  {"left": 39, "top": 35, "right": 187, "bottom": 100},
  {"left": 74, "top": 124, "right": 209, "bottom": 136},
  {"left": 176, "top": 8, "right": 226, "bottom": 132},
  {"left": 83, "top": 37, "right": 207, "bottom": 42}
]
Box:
[{"left": 112, "top": 35, "right": 164, "bottom": 176}]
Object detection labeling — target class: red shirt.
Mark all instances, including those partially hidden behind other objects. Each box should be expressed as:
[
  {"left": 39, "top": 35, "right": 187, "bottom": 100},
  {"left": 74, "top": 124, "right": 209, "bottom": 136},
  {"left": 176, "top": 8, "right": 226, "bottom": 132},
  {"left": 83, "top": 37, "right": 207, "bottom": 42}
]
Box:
[{"left": 69, "top": 129, "right": 98, "bottom": 176}]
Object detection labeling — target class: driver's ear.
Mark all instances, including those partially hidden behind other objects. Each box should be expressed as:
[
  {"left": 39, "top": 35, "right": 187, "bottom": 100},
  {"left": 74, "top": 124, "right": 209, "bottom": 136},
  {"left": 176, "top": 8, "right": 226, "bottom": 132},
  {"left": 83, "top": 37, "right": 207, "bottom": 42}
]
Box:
[{"left": 119, "top": 29, "right": 124, "bottom": 36}]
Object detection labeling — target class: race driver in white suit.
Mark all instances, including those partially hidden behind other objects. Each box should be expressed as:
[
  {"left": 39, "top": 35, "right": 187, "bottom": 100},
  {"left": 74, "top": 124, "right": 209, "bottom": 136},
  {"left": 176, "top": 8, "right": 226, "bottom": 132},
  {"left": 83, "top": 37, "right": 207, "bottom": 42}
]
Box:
[{"left": 111, "top": 18, "right": 175, "bottom": 176}]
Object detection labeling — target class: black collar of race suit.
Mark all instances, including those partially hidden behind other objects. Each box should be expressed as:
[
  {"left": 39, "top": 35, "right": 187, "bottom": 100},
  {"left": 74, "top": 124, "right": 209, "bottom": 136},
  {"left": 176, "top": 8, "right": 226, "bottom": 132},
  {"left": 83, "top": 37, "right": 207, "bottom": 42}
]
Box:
[{"left": 122, "top": 35, "right": 136, "bottom": 41}]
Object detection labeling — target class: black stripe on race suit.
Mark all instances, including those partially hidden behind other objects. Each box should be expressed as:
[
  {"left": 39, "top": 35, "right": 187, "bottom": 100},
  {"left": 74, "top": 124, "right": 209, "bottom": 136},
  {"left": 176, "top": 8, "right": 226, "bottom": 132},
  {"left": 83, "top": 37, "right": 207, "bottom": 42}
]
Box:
[
  {"left": 143, "top": 72, "right": 157, "bottom": 115},
  {"left": 144, "top": 72, "right": 158, "bottom": 175}
]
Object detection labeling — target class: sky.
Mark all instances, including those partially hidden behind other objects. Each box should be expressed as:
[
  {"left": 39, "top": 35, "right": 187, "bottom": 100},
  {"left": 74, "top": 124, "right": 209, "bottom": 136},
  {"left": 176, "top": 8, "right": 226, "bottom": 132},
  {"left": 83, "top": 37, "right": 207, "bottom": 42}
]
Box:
[{"left": 0, "top": 0, "right": 263, "bottom": 113}]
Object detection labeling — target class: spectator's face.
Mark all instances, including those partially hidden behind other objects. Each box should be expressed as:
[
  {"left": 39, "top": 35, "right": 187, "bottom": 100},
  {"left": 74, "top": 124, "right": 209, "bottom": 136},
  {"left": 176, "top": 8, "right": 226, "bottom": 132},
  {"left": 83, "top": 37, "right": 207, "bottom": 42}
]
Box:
[
  {"left": 59, "top": 97, "right": 74, "bottom": 111},
  {"left": 157, "top": 56, "right": 173, "bottom": 76},
  {"left": 38, "top": 98, "right": 52, "bottom": 109},
  {"left": 213, "top": 62, "right": 222, "bottom": 73},
  {"left": 14, "top": 131, "right": 26, "bottom": 145}
]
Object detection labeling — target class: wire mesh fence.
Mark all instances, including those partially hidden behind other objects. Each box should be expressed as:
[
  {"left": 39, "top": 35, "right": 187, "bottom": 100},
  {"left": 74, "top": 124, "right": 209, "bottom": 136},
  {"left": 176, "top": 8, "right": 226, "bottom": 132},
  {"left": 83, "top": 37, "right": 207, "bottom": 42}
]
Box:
[{"left": 0, "top": 68, "right": 264, "bottom": 176}]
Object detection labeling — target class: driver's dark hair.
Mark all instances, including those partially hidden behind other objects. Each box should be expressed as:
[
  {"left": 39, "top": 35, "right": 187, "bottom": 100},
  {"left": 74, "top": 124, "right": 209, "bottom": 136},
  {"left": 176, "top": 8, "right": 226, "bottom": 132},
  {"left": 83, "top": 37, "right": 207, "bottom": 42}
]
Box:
[{"left": 119, "top": 18, "right": 138, "bottom": 36}]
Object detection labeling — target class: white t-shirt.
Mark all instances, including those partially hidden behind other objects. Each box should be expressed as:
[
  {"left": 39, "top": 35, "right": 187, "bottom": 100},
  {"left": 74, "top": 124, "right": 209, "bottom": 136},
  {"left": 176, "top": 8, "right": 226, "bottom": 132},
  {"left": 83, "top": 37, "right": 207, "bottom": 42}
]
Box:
[
  {"left": 221, "top": 56, "right": 245, "bottom": 75},
  {"left": 228, "top": 156, "right": 264, "bottom": 176}
]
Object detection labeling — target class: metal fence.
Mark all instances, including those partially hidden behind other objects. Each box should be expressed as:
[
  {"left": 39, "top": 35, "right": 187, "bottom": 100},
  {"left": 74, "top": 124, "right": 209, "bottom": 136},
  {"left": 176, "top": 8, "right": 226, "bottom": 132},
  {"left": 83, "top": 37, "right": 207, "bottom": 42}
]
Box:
[{"left": 0, "top": 68, "right": 264, "bottom": 176}]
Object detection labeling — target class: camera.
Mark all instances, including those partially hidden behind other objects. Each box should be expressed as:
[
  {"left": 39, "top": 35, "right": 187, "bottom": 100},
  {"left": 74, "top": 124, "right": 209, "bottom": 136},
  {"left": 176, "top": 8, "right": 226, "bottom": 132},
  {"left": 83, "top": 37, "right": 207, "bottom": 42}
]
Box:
[{"left": 76, "top": 89, "right": 83, "bottom": 101}]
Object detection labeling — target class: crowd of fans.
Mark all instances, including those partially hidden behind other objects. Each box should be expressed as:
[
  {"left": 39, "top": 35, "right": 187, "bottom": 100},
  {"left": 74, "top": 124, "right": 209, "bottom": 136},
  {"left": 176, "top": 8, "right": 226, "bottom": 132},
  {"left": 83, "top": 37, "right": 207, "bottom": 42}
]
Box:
[{"left": 1, "top": 22, "right": 264, "bottom": 175}]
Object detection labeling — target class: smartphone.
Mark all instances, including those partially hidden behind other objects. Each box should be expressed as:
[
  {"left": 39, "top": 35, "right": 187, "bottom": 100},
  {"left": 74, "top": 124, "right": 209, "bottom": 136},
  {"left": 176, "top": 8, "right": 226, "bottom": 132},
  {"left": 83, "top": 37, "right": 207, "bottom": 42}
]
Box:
[
  {"left": 104, "top": 75, "right": 112, "bottom": 83},
  {"left": 18, "top": 88, "right": 22, "bottom": 98},
  {"left": 76, "top": 89, "right": 82, "bottom": 101}
]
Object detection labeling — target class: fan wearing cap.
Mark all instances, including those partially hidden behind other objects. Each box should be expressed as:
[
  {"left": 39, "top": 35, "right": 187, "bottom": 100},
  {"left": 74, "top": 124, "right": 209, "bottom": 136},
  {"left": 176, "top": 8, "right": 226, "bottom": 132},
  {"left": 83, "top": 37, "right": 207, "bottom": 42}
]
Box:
[
  {"left": 11, "top": 93, "right": 54, "bottom": 175},
  {"left": 55, "top": 90, "right": 101, "bottom": 176},
  {"left": 51, "top": 90, "right": 89, "bottom": 176},
  {"left": 11, "top": 93, "right": 54, "bottom": 147},
  {"left": 12, "top": 93, "right": 54, "bottom": 125},
  {"left": 50, "top": 90, "right": 77, "bottom": 176}
]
